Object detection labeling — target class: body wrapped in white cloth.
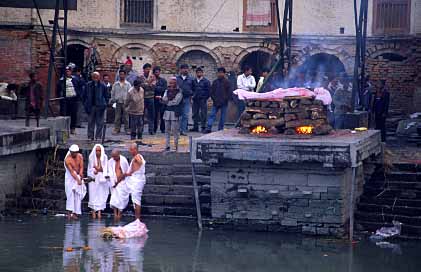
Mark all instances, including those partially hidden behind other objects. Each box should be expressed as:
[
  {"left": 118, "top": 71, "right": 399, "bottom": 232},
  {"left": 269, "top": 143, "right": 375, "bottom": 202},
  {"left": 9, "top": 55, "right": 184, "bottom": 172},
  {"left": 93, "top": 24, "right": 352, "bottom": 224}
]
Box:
[
  {"left": 234, "top": 87, "right": 332, "bottom": 105},
  {"left": 101, "top": 219, "right": 148, "bottom": 239}
]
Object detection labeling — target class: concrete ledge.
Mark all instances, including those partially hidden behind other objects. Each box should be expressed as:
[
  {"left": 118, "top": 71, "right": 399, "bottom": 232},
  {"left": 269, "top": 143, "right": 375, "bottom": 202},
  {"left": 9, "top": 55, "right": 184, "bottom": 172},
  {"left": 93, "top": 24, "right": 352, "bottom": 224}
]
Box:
[
  {"left": 192, "top": 129, "right": 382, "bottom": 167},
  {"left": 0, "top": 126, "right": 51, "bottom": 156}
]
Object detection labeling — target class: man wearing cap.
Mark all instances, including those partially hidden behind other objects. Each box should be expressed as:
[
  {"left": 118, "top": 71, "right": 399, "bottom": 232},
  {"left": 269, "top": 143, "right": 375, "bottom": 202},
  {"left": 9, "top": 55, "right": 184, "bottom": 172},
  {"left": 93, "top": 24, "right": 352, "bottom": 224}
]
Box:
[
  {"left": 57, "top": 66, "right": 82, "bottom": 134},
  {"left": 176, "top": 64, "right": 194, "bottom": 135},
  {"left": 115, "top": 58, "right": 139, "bottom": 86},
  {"left": 64, "top": 144, "right": 86, "bottom": 219}
]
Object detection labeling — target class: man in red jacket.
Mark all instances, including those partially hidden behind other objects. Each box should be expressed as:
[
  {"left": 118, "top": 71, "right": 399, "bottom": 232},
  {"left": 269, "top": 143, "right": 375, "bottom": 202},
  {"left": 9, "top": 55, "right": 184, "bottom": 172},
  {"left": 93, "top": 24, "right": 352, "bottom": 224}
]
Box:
[{"left": 20, "top": 71, "right": 44, "bottom": 127}]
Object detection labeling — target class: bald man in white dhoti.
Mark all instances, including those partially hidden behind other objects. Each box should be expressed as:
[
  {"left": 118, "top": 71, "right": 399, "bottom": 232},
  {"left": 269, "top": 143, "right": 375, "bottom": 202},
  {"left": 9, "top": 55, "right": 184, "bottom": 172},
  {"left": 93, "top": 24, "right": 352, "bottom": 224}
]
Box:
[
  {"left": 125, "top": 143, "right": 147, "bottom": 219},
  {"left": 64, "top": 144, "right": 86, "bottom": 219},
  {"left": 108, "top": 149, "right": 130, "bottom": 220},
  {"left": 87, "top": 144, "right": 109, "bottom": 219}
]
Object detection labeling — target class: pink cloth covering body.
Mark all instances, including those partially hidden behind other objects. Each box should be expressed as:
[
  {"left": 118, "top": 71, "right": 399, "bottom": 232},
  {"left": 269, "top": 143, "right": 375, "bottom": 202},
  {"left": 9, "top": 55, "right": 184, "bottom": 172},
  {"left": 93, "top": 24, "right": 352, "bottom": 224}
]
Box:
[
  {"left": 233, "top": 87, "right": 332, "bottom": 105},
  {"left": 109, "top": 219, "right": 148, "bottom": 239}
]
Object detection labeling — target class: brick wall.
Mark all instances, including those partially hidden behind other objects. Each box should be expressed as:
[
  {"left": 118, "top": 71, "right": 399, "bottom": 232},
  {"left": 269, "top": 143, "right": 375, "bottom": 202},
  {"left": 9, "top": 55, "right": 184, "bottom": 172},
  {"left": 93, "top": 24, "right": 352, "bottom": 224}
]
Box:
[
  {"left": 366, "top": 39, "right": 421, "bottom": 114},
  {"left": 0, "top": 29, "right": 32, "bottom": 84}
]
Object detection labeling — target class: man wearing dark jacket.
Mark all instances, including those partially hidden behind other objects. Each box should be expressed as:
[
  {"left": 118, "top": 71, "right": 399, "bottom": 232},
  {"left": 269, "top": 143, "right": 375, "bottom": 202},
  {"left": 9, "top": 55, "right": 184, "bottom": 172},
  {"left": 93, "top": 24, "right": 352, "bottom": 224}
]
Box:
[
  {"left": 20, "top": 72, "right": 44, "bottom": 127},
  {"left": 153, "top": 66, "right": 167, "bottom": 133},
  {"left": 191, "top": 67, "right": 211, "bottom": 132},
  {"left": 206, "top": 67, "right": 231, "bottom": 133},
  {"left": 176, "top": 64, "right": 194, "bottom": 135},
  {"left": 83, "top": 72, "right": 109, "bottom": 140},
  {"left": 373, "top": 80, "right": 390, "bottom": 142},
  {"left": 140, "top": 63, "right": 156, "bottom": 135},
  {"left": 57, "top": 66, "right": 82, "bottom": 134}
]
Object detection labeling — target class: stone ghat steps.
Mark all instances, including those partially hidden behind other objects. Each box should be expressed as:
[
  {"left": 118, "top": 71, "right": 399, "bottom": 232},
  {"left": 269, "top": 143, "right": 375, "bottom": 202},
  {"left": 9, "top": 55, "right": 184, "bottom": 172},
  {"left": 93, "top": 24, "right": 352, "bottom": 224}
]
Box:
[
  {"left": 356, "top": 162, "right": 421, "bottom": 238},
  {"left": 359, "top": 196, "right": 421, "bottom": 208},
  {"left": 355, "top": 211, "right": 421, "bottom": 227},
  {"left": 357, "top": 203, "right": 421, "bottom": 217},
  {"left": 361, "top": 186, "right": 421, "bottom": 199},
  {"left": 17, "top": 196, "right": 211, "bottom": 217},
  {"left": 16, "top": 148, "right": 212, "bottom": 218}
]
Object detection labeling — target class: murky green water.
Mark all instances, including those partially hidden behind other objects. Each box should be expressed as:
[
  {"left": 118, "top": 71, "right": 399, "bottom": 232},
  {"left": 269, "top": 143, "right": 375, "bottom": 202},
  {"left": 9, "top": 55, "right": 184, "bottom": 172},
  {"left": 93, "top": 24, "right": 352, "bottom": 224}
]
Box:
[{"left": 0, "top": 216, "right": 420, "bottom": 272}]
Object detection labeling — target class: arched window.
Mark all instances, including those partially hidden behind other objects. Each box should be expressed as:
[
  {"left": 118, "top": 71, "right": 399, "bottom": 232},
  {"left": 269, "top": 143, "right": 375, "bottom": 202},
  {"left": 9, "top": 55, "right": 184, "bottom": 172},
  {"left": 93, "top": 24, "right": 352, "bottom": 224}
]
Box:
[
  {"left": 373, "top": 0, "right": 411, "bottom": 35},
  {"left": 121, "top": 0, "right": 153, "bottom": 26}
]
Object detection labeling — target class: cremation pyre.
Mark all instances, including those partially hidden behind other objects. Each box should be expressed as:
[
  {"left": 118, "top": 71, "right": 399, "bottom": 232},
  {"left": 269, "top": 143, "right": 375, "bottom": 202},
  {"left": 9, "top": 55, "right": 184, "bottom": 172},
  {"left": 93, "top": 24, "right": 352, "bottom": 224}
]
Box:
[{"left": 239, "top": 96, "right": 333, "bottom": 135}]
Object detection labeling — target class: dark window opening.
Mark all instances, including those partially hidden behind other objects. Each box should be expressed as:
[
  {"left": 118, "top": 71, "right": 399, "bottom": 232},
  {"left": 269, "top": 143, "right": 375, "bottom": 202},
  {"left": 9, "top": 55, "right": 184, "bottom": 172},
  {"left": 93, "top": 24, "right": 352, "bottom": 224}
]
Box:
[
  {"left": 374, "top": 53, "right": 407, "bottom": 61},
  {"left": 122, "top": 0, "right": 153, "bottom": 26}
]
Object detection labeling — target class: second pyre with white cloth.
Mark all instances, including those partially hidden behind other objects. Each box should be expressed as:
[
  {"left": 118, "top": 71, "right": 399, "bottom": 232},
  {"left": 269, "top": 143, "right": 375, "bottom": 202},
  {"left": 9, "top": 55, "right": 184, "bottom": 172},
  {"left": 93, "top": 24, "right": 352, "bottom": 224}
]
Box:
[{"left": 234, "top": 87, "right": 333, "bottom": 135}]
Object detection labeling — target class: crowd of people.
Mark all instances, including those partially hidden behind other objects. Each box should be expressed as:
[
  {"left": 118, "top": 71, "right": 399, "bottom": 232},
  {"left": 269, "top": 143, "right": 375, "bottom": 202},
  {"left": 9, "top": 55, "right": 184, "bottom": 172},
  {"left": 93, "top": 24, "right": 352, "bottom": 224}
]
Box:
[
  {"left": 0, "top": 59, "right": 391, "bottom": 144},
  {"left": 65, "top": 143, "right": 145, "bottom": 220}
]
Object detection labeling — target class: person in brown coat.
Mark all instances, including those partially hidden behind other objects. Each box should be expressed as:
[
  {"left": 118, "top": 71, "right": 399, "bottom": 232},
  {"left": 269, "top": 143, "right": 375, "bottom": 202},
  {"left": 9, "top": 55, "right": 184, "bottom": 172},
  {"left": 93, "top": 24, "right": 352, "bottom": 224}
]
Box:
[
  {"left": 205, "top": 67, "right": 231, "bottom": 133},
  {"left": 125, "top": 79, "right": 145, "bottom": 140},
  {"left": 20, "top": 72, "right": 44, "bottom": 127}
]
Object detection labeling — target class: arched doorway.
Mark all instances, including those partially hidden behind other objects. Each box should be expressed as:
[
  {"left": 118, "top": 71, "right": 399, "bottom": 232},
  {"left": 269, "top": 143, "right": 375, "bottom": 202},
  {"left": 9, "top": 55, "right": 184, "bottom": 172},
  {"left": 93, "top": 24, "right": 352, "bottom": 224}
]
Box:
[
  {"left": 66, "top": 44, "right": 87, "bottom": 70},
  {"left": 298, "top": 53, "right": 346, "bottom": 80},
  {"left": 240, "top": 51, "right": 275, "bottom": 81},
  {"left": 176, "top": 50, "right": 218, "bottom": 81}
]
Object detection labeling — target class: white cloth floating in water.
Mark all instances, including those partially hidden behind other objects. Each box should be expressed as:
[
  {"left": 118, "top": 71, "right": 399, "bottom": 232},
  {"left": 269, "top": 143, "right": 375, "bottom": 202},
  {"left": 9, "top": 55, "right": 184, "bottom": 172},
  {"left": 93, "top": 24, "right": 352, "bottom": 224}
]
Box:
[{"left": 107, "top": 219, "right": 148, "bottom": 239}]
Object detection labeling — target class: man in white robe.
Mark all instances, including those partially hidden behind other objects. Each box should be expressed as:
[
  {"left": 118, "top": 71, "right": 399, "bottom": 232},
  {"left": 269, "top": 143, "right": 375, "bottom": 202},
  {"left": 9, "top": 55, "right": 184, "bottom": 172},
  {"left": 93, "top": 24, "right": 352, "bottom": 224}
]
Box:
[
  {"left": 87, "top": 144, "right": 109, "bottom": 219},
  {"left": 108, "top": 148, "right": 130, "bottom": 220},
  {"left": 125, "top": 143, "right": 146, "bottom": 219},
  {"left": 64, "top": 144, "right": 86, "bottom": 219}
]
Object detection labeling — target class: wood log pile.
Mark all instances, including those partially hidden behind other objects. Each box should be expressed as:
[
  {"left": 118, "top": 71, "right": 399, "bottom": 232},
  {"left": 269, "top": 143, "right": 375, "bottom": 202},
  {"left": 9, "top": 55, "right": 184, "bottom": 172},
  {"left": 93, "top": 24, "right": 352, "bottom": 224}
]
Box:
[{"left": 239, "top": 96, "right": 333, "bottom": 135}]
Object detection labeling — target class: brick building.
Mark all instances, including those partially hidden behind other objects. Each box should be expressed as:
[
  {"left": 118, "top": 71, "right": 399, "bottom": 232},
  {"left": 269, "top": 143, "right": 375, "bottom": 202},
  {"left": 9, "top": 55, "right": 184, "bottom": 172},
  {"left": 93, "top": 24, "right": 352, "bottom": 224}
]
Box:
[{"left": 0, "top": 0, "right": 420, "bottom": 116}]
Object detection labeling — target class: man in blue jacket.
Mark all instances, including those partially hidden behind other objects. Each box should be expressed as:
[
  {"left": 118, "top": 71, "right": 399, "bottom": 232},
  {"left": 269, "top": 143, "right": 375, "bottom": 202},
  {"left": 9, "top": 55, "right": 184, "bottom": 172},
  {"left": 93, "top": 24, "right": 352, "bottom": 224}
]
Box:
[
  {"left": 176, "top": 64, "right": 194, "bottom": 135},
  {"left": 191, "top": 67, "right": 211, "bottom": 132},
  {"left": 83, "top": 71, "right": 109, "bottom": 141}
]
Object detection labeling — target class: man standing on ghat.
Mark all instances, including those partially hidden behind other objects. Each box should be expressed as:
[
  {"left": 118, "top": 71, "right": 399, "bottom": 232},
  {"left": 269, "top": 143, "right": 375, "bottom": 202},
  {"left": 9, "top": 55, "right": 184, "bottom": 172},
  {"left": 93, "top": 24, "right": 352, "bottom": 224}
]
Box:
[
  {"left": 125, "top": 143, "right": 147, "bottom": 220},
  {"left": 57, "top": 66, "right": 82, "bottom": 134},
  {"left": 111, "top": 70, "right": 131, "bottom": 135},
  {"left": 140, "top": 63, "right": 156, "bottom": 135},
  {"left": 176, "top": 64, "right": 194, "bottom": 136},
  {"left": 64, "top": 144, "right": 86, "bottom": 219},
  {"left": 191, "top": 67, "right": 211, "bottom": 133},
  {"left": 153, "top": 66, "right": 167, "bottom": 134},
  {"left": 20, "top": 71, "right": 43, "bottom": 127}
]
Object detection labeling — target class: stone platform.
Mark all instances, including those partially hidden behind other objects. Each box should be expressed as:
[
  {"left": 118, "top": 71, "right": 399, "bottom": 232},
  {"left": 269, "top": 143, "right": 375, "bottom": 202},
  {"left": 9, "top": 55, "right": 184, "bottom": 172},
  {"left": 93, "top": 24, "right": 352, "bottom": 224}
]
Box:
[{"left": 192, "top": 129, "right": 382, "bottom": 236}]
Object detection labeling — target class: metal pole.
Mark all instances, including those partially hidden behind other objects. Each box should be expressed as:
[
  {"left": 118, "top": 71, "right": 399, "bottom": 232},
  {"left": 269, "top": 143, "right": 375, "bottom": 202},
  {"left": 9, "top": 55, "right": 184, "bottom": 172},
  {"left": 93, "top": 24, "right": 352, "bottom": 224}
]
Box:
[
  {"left": 275, "top": 0, "right": 283, "bottom": 56},
  {"left": 351, "top": 0, "right": 360, "bottom": 112},
  {"left": 189, "top": 136, "right": 203, "bottom": 230},
  {"left": 44, "top": 0, "right": 60, "bottom": 118},
  {"left": 360, "top": 0, "right": 368, "bottom": 104},
  {"left": 349, "top": 166, "right": 356, "bottom": 242},
  {"left": 287, "top": 0, "right": 293, "bottom": 73}
]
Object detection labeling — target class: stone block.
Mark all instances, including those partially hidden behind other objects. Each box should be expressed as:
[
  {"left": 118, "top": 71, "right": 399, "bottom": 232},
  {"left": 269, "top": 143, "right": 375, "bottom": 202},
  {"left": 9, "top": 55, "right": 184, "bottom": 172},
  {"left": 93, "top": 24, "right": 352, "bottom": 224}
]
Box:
[
  {"left": 302, "top": 225, "right": 316, "bottom": 235},
  {"left": 274, "top": 173, "right": 308, "bottom": 186},
  {"left": 281, "top": 218, "right": 298, "bottom": 226},
  {"left": 308, "top": 174, "right": 342, "bottom": 187},
  {"left": 316, "top": 227, "right": 330, "bottom": 235}
]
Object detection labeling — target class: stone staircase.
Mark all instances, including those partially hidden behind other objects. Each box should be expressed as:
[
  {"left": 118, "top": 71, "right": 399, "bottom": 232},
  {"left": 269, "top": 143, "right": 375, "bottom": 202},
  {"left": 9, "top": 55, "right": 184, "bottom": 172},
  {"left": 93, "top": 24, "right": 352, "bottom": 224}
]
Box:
[
  {"left": 14, "top": 150, "right": 211, "bottom": 219},
  {"left": 356, "top": 162, "right": 421, "bottom": 238}
]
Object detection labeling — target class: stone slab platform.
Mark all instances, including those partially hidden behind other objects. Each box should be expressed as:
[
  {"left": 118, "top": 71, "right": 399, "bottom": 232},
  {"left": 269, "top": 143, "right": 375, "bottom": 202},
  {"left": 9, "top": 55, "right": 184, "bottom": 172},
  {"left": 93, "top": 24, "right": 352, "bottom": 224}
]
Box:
[
  {"left": 0, "top": 125, "right": 51, "bottom": 156},
  {"left": 192, "top": 129, "right": 382, "bottom": 168}
]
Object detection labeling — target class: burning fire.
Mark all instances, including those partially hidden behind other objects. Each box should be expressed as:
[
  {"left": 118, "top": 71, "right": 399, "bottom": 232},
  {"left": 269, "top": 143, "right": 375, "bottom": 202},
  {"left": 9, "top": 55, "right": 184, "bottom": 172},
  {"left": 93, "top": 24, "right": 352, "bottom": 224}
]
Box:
[
  {"left": 251, "top": 126, "right": 268, "bottom": 134},
  {"left": 295, "top": 126, "right": 314, "bottom": 134}
]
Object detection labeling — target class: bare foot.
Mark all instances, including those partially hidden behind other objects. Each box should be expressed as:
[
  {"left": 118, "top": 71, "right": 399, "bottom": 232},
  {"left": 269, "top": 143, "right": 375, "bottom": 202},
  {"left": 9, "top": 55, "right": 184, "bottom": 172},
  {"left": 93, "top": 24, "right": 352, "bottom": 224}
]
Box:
[
  {"left": 91, "top": 211, "right": 96, "bottom": 219},
  {"left": 97, "top": 211, "right": 102, "bottom": 219}
]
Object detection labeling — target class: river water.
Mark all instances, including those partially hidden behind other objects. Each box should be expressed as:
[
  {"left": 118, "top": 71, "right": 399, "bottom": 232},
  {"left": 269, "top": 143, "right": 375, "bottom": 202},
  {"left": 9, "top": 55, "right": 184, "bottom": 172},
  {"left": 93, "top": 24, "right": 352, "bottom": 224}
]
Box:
[{"left": 0, "top": 215, "right": 420, "bottom": 272}]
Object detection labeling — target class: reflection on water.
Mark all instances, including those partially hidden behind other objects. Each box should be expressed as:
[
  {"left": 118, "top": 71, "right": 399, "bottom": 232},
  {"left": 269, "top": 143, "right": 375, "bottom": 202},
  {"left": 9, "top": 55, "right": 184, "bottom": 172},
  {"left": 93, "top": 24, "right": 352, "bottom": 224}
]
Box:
[
  {"left": 0, "top": 216, "right": 420, "bottom": 272},
  {"left": 63, "top": 220, "right": 147, "bottom": 272}
]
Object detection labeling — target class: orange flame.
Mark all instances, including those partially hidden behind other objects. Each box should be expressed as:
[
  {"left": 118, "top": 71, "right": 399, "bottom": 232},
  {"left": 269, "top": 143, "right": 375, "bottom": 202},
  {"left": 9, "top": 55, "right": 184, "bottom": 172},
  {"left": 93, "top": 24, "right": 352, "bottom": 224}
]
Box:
[
  {"left": 251, "top": 126, "right": 268, "bottom": 134},
  {"left": 295, "top": 126, "right": 314, "bottom": 134}
]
